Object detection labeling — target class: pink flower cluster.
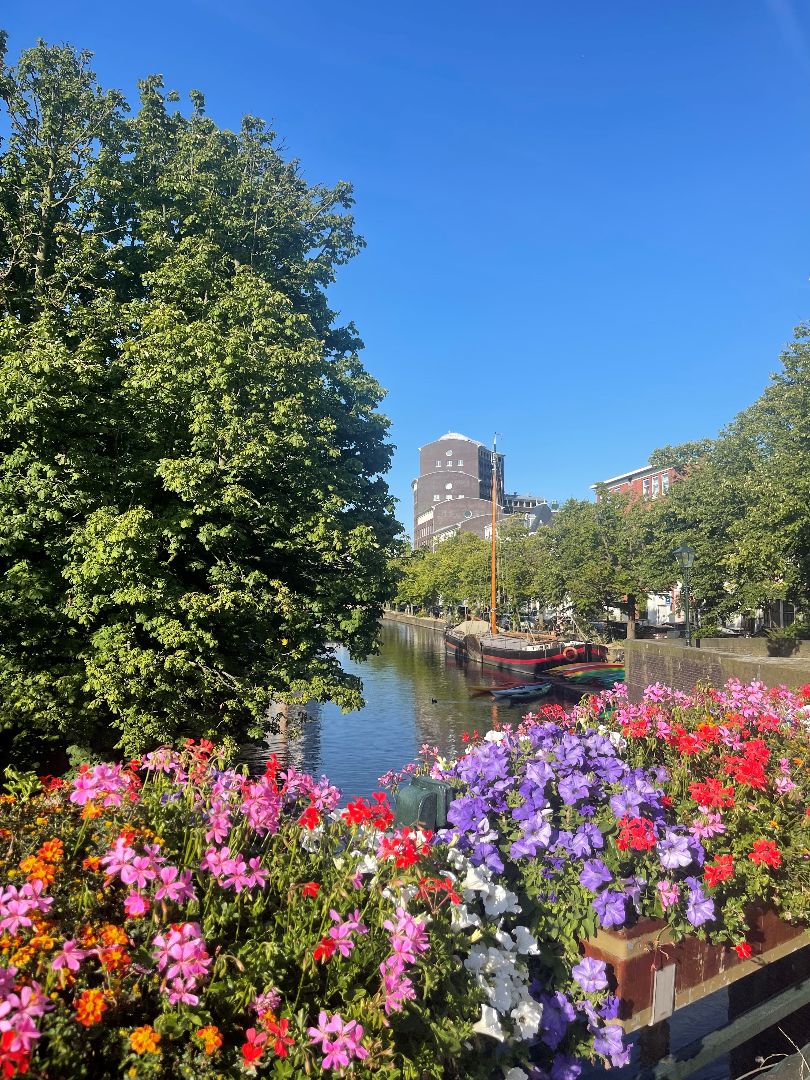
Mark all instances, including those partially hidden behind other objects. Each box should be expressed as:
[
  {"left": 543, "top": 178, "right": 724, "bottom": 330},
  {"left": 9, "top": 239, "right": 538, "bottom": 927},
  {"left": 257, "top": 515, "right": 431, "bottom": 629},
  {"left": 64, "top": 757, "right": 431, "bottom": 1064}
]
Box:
[
  {"left": 152, "top": 922, "right": 212, "bottom": 1006},
  {"left": 69, "top": 763, "right": 135, "bottom": 808},
  {"left": 200, "top": 845, "right": 268, "bottom": 893},
  {"left": 0, "top": 882, "right": 53, "bottom": 936},
  {"left": 378, "top": 907, "right": 429, "bottom": 1015},
  {"left": 327, "top": 909, "right": 368, "bottom": 958},
  {"left": 307, "top": 1011, "right": 368, "bottom": 1070},
  {"left": 0, "top": 970, "right": 51, "bottom": 1055},
  {"left": 101, "top": 834, "right": 195, "bottom": 911}
]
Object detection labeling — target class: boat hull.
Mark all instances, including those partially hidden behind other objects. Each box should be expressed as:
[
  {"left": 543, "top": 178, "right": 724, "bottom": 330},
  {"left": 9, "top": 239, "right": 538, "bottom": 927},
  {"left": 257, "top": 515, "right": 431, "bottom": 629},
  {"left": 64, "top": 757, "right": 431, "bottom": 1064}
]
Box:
[{"left": 446, "top": 631, "right": 606, "bottom": 676}]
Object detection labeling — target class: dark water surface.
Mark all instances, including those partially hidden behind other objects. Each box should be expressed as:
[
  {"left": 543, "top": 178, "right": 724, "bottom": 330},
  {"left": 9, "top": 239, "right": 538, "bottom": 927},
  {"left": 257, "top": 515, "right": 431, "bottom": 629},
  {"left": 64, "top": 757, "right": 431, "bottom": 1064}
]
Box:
[{"left": 243, "top": 618, "right": 572, "bottom": 799}]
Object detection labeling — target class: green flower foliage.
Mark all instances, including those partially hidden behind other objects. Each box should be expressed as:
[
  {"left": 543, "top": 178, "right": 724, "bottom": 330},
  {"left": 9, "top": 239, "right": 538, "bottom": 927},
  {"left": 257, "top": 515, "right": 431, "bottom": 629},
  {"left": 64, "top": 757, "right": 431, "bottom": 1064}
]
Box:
[{"left": 0, "top": 35, "right": 399, "bottom": 764}]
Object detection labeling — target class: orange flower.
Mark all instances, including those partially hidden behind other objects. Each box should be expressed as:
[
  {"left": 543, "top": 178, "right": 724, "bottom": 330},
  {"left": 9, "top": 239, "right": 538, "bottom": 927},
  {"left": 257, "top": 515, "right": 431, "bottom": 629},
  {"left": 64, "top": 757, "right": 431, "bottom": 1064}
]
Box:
[
  {"left": 100, "top": 924, "right": 129, "bottom": 948},
  {"left": 37, "top": 838, "right": 64, "bottom": 863},
  {"left": 129, "top": 1025, "right": 161, "bottom": 1054},
  {"left": 19, "top": 856, "right": 56, "bottom": 887},
  {"left": 195, "top": 1025, "right": 223, "bottom": 1055},
  {"left": 82, "top": 856, "right": 101, "bottom": 872},
  {"left": 100, "top": 946, "right": 130, "bottom": 973},
  {"left": 81, "top": 802, "right": 102, "bottom": 821},
  {"left": 75, "top": 988, "right": 106, "bottom": 1027}
]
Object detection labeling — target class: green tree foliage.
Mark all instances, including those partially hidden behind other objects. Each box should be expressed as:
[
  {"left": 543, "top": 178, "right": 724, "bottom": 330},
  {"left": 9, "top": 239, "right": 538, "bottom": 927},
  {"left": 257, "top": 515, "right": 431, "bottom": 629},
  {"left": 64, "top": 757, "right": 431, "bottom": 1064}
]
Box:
[
  {"left": 540, "top": 494, "right": 648, "bottom": 625},
  {"left": 0, "top": 36, "right": 398, "bottom": 763}
]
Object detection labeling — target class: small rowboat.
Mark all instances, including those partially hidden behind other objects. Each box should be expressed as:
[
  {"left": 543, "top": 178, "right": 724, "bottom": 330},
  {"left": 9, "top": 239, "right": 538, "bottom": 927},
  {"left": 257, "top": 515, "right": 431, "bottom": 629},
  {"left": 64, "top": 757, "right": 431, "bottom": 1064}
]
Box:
[
  {"left": 546, "top": 662, "right": 625, "bottom": 687},
  {"left": 490, "top": 681, "right": 553, "bottom": 704}
]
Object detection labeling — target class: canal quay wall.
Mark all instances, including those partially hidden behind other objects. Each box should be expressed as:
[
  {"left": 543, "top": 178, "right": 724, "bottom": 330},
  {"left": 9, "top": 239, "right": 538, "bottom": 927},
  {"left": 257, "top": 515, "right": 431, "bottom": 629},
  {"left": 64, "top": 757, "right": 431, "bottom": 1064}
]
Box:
[
  {"left": 625, "top": 639, "right": 810, "bottom": 701},
  {"left": 381, "top": 609, "right": 448, "bottom": 633}
]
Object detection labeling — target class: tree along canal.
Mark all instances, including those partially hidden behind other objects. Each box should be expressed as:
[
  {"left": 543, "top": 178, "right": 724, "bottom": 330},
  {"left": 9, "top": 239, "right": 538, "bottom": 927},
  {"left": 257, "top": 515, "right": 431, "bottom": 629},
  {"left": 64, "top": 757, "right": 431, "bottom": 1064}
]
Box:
[{"left": 242, "top": 617, "right": 810, "bottom": 1080}]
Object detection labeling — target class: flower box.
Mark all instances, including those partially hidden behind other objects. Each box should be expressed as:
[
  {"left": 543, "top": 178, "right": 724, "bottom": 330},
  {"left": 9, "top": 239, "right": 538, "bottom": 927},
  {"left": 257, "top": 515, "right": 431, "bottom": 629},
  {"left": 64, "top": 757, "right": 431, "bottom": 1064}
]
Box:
[{"left": 584, "top": 911, "right": 810, "bottom": 1032}]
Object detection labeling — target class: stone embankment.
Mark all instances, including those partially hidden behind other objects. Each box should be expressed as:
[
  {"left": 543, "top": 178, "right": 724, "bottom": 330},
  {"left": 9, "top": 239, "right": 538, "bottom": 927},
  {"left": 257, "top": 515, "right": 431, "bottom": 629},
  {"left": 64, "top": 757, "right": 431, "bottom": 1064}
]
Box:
[
  {"left": 625, "top": 639, "right": 810, "bottom": 701},
  {"left": 381, "top": 609, "right": 448, "bottom": 633}
]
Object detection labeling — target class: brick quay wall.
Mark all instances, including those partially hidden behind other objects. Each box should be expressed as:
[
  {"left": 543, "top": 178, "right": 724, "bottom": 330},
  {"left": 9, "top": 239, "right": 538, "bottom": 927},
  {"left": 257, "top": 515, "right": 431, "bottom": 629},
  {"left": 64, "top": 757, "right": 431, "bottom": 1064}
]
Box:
[{"left": 624, "top": 640, "right": 810, "bottom": 701}]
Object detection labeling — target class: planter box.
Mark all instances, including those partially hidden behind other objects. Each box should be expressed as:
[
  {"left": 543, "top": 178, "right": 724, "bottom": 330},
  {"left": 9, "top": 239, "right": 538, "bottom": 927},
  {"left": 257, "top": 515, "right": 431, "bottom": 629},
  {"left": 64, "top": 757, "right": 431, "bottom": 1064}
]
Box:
[{"left": 583, "top": 911, "right": 810, "bottom": 1032}]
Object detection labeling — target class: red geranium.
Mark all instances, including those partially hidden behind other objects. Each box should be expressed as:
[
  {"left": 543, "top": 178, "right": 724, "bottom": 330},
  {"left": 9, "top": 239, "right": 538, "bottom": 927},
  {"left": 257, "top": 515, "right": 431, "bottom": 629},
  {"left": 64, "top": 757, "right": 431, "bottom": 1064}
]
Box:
[
  {"left": 266, "top": 1017, "right": 294, "bottom": 1058},
  {"left": 241, "top": 1027, "right": 267, "bottom": 1065},
  {"left": 748, "top": 839, "right": 782, "bottom": 868}
]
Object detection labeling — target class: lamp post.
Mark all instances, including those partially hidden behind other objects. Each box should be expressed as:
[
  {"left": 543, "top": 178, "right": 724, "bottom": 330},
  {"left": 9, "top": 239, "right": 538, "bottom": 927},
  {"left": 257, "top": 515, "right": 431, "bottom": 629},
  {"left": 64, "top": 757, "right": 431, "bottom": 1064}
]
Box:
[{"left": 673, "top": 543, "right": 695, "bottom": 646}]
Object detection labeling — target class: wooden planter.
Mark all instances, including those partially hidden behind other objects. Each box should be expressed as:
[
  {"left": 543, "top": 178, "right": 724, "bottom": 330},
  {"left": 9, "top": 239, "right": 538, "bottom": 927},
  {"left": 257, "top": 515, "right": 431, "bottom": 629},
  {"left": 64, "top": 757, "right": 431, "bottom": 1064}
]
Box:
[{"left": 583, "top": 910, "right": 810, "bottom": 1032}]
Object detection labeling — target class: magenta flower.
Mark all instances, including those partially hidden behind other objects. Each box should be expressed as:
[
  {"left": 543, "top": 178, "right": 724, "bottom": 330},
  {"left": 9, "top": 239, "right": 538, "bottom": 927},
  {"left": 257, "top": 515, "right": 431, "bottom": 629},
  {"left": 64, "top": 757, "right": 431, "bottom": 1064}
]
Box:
[
  {"left": 120, "top": 856, "right": 157, "bottom": 890},
  {"left": 154, "top": 866, "right": 196, "bottom": 904},
  {"left": 657, "top": 880, "right": 680, "bottom": 909},
  {"left": 51, "top": 940, "right": 88, "bottom": 973},
  {"left": 101, "top": 837, "right": 136, "bottom": 880},
  {"left": 123, "top": 892, "right": 151, "bottom": 918}
]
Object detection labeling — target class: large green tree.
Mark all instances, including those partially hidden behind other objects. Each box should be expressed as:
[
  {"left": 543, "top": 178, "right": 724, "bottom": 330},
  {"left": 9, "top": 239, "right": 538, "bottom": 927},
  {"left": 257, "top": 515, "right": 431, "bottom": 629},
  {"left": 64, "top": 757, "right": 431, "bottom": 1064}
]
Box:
[{"left": 0, "top": 36, "right": 398, "bottom": 763}]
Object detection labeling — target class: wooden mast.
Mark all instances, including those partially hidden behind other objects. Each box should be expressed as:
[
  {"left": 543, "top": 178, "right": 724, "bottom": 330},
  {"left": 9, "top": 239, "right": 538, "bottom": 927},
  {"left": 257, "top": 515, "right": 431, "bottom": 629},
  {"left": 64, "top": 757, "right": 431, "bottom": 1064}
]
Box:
[{"left": 490, "top": 435, "right": 498, "bottom": 636}]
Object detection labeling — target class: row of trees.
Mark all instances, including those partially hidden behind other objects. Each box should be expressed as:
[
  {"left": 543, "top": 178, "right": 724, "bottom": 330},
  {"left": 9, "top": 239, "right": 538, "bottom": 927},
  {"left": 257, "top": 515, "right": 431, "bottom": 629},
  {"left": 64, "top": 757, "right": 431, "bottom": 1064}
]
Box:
[
  {"left": 395, "top": 323, "right": 810, "bottom": 634},
  {"left": 0, "top": 36, "right": 399, "bottom": 766}
]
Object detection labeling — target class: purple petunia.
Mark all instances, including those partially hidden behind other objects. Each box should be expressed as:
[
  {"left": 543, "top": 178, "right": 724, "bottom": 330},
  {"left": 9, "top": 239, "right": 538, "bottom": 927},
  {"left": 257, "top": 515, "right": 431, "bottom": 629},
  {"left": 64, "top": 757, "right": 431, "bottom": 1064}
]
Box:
[
  {"left": 578, "top": 859, "right": 613, "bottom": 892},
  {"left": 657, "top": 829, "right": 693, "bottom": 870},
  {"left": 572, "top": 956, "right": 609, "bottom": 993},
  {"left": 593, "top": 890, "right": 627, "bottom": 929}
]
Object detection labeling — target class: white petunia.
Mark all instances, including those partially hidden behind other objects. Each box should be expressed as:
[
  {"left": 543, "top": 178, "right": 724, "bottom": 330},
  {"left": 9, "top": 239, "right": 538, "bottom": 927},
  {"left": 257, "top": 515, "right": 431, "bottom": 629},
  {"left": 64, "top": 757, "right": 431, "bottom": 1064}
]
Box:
[
  {"left": 483, "top": 883, "right": 521, "bottom": 917},
  {"left": 512, "top": 924, "right": 540, "bottom": 955},
  {"left": 472, "top": 1004, "right": 505, "bottom": 1041},
  {"left": 511, "top": 998, "right": 544, "bottom": 1040},
  {"left": 450, "top": 903, "right": 481, "bottom": 930},
  {"left": 484, "top": 729, "right": 506, "bottom": 743}
]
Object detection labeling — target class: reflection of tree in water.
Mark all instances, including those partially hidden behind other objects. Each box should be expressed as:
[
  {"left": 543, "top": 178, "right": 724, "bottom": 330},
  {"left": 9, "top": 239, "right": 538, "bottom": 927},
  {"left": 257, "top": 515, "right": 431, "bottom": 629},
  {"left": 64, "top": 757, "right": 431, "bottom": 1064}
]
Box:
[{"left": 242, "top": 619, "right": 572, "bottom": 786}]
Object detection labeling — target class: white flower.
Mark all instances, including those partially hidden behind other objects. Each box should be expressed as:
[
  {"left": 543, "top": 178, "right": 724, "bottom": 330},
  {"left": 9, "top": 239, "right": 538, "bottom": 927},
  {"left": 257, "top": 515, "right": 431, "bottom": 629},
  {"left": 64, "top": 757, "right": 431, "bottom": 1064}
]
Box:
[
  {"left": 483, "top": 883, "right": 521, "bottom": 917},
  {"left": 354, "top": 853, "right": 378, "bottom": 876},
  {"left": 490, "top": 976, "right": 516, "bottom": 1012},
  {"left": 511, "top": 998, "right": 543, "bottom": 1040},
  {"left": 463, "top": 944, "right": 488, "bottom": 973},
  {"left": 484, "top": 729, "right": 506, "bottom": 743},
  {"left": 504, "top": 1067, "right": 529, "bottom": 1080},
  {"left": 472, "top": 1004, "right": 505, "bottom": 1041},
  {"left": 512, "top": 924, "right": 540, "bottom": 955},
  {"left": 494, "top": 928, "right": 515, "bottom": 951},
  {"left": 450, "top": 903, "right": 481, "bottom": 931},
  {"left": 462, "top": 864, "right": 493, "bottom": 893}
]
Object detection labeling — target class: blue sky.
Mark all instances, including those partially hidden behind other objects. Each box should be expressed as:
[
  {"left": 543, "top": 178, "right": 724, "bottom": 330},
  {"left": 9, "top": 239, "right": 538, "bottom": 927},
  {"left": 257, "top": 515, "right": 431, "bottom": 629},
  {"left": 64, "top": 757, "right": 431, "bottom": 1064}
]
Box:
[{"left": 5, "top": 2, "right": 810, "bottom": 530}]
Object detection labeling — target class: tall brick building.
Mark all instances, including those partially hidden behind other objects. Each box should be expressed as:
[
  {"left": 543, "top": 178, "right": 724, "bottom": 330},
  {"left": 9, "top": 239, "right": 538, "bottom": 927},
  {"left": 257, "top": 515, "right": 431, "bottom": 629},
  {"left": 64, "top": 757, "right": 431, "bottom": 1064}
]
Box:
[{"left": 411, "top": 433, "right": 504, "bottom": 549}]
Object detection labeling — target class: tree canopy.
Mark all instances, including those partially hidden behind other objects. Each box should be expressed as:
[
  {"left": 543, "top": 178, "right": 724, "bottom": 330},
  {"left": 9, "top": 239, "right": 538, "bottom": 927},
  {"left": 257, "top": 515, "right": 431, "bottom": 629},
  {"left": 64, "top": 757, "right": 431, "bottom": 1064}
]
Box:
[{"left": 0, "top": 35, "right": 398, "bottom": 764}]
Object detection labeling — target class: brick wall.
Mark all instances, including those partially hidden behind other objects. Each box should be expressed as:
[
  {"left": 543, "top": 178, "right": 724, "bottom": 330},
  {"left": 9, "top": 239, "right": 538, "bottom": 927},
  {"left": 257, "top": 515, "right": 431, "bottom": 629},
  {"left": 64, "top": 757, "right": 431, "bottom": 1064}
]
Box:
[{"left": 625, "top": 640, "right": 810, "bottom": 701}]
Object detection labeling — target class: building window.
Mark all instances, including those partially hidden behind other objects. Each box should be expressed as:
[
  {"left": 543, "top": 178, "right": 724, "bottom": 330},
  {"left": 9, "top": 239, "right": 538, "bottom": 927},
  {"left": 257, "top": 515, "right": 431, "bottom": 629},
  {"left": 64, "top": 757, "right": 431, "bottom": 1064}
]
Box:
[
  {"left": 458, "top": 494, "right": 464, "bottom": 499},
  {"left": 433, "top": 494, "right": 440, "bottom": 502},
  {"left": 662, "top": 473, "right": 670, "bottom": 494},
  {"left": 652, "top": 476, "right": 660, "bottom": 497},
  {"left": 435, "top": 460, "right": 441, "bottom": 467},
  {"left": 446, "top": 460, "right": 452, "bottom": 466},
  {"left": 642, "top": 478, "right": 650, "bottom": 497},
  {"left": 445, "top": 449, "right": 453, "bottom": 457},
  {"left": 445, "top": 482, "right": 453, "bottom": 490},
  {"left": 457, "top": 459, "right": 463, "bottom": 466},
  {"left": 445, "top": 494, "right": 452, "bottom": 500}
]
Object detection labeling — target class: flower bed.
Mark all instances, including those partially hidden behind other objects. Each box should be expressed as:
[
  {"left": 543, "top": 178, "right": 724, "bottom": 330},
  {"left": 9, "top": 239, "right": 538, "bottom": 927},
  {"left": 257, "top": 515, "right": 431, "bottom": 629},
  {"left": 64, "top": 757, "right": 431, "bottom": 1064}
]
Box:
[
  {"left": 2, "top": 678, "right": 810, "bottom": 1079},
  {"left": 0, "top": 744, "right": 541, "bottom": 1078},
  {"left": 400, "top": 679, "right": 810, "bottom": 1076}
]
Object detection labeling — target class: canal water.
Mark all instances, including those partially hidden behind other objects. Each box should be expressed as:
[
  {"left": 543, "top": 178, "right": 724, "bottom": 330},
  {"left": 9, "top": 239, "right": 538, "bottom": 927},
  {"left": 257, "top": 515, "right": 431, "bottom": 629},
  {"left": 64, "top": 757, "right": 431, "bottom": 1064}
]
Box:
[
  {"left": 243, "top": 617, "right": 809, "bottom": 1080},
  {"left": 246, "top": 617, "right": 573, "bottom": 798}
]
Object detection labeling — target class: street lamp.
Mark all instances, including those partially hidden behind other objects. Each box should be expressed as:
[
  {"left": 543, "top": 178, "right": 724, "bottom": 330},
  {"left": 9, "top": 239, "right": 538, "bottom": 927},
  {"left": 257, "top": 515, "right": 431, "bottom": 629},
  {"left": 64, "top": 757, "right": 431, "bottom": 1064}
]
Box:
[{"left": 673, "top": 543, "right": 695, "bottom": 646}]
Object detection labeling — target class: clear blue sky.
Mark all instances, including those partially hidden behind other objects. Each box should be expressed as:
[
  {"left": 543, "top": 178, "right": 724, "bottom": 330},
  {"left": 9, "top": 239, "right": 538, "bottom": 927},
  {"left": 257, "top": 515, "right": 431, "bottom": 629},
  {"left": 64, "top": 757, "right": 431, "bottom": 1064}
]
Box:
[{"left": 5, "top": 2, "right": 810, "bottom": 530}]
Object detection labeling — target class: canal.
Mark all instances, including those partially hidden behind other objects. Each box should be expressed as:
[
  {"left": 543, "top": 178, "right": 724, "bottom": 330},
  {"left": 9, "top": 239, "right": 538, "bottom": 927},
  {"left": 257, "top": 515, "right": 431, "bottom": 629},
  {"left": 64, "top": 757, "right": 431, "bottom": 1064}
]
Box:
[{"left": 247, "top": 616, "right": 572, "bottom": 798}]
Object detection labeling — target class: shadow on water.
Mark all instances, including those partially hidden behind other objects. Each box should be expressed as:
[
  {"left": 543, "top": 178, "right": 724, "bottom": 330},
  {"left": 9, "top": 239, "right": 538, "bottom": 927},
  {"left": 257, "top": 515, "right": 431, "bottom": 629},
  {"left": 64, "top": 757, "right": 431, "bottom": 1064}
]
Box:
[{"left": 240, "top": 619, "right": 571, "bottom": 799}]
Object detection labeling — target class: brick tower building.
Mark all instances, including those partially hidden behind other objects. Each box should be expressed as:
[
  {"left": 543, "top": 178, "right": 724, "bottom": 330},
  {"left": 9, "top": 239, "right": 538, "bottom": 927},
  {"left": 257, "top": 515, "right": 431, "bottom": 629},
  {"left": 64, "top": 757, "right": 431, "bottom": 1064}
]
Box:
[{"left": 411, "top": 433, "right": 504, "bottom": 549}]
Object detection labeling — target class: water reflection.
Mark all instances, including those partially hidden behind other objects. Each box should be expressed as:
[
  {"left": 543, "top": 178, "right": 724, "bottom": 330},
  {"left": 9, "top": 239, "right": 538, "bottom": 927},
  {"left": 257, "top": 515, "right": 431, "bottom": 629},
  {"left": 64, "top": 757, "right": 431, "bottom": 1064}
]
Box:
[{"left": 242, "top": 619, "right": 571, "bottom": 799}]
